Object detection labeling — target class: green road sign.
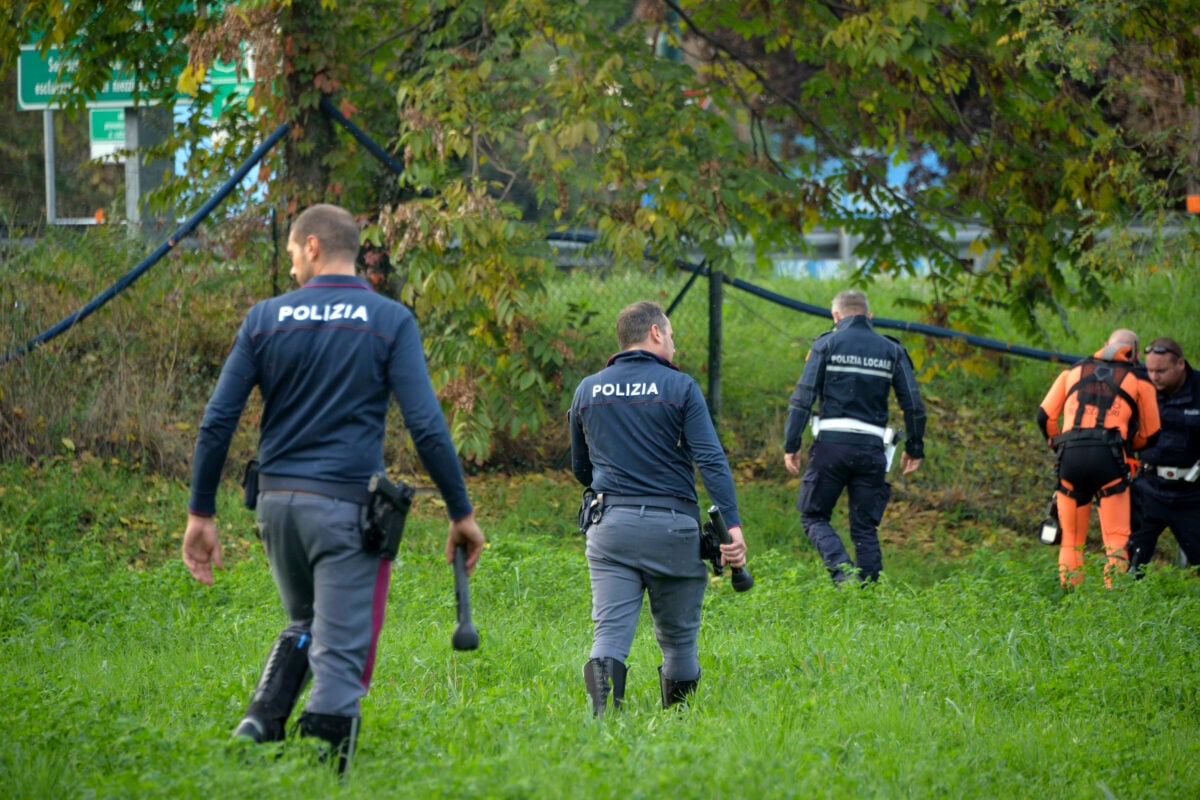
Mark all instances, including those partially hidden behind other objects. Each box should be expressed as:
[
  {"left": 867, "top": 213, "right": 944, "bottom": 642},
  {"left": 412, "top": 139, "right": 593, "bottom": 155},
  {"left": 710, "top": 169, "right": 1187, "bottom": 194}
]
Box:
[
  {"left": 208, "top": 57, "right": 246, "bottom": 86},
  {"left": 19, "top": 44, "right": 252, "bottom": 113},
  {"left": 207, "top": 47, "right": 254, "bottom": 117},
  {"left": 90, "top": 109, "right": 126, "bottom": 161},
  {"left": 17, "top": 45, "right": 159, "bottom": 110},
  {"left": 212, "top": 81, "right": 252, "bottom": 117}
]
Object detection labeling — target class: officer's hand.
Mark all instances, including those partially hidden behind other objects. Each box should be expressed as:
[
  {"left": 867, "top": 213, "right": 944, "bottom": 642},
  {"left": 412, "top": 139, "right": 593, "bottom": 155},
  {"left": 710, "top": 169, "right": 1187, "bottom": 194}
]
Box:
[
  {"left": 182, "top": 513, "right": 224, "bottom": 585},
  {"left": 900, "top": 453, "right": 922, "bottom": 476},
  {"left": 446, "top": 513, "right": 485, "bottom": 575},
  {"left": 720, "top": 525, "right": 747, "bottom": 568},
  {"left": 784, "top": 451, "right": 803, "bottom": 475}
]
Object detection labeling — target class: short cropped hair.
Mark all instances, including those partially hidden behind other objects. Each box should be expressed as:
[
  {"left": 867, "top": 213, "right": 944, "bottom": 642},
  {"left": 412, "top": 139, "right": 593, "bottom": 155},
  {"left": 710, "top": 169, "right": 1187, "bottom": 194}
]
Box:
[
  {"left": 290, "top": 204, "right": 361, "bottom": 265},
  {"left": 1144, "top": 337, "right": 1184, "bottom": 360},
  {"left": 832, "top": 289, "right": 869, "bottom": 316},
  {"left": 616, "top": 301, "right": 668, "bottom": 350}
]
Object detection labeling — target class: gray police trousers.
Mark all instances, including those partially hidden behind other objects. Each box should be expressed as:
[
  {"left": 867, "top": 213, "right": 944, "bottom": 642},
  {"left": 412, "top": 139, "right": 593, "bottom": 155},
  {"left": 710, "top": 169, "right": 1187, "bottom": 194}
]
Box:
[
  {"left": 586, "top": 504, "right": 708, "bottom": 681},
  {"left": 257, "top": 491, "right": 391, "bottom": 718}
]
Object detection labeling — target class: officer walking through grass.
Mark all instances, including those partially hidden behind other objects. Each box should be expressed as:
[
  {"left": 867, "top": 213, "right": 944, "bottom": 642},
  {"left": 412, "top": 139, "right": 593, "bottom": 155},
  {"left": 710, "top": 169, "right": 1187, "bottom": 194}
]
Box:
[
  {"left": 1126, "top": 337, "right": 1200, "bottom": 573},
  {"left": 181, "top": 203, "right": 484, "bottom": 773},
  {"left": 783, "top": 289, "right": 925, "bottom": 585},
  {"left": 569, "top": 300, "right": 747, "bottom": 715}
]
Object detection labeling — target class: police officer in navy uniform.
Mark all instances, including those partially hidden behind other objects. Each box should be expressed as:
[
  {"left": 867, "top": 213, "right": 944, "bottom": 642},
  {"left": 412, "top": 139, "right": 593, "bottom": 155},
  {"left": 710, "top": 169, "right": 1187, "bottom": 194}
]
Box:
[
  {"left": 181, "top": 203, "right": 485, "bottom": 773},
  {"left": 783, "top": 290, "right": 925, "bottom": 585},
  {"left": 1127, "top": 337, "right": 1200, "bottom": 573},
  {"left": 569, "top": 301, "right": 747, "bottom": 715}
]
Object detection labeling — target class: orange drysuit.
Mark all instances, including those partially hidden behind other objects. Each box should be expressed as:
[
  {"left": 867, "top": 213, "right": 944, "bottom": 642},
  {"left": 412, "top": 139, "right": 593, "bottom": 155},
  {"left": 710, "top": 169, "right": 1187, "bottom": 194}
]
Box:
[{"left": 1038, "top": 344, "right": 1160, "bottom": 586}]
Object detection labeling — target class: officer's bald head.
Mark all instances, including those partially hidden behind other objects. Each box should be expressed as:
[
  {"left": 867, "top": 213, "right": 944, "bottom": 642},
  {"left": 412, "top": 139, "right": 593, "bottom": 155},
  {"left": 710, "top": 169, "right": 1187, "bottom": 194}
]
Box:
[
  {"left": 1106, "top": 328, "right": 1139, "bottom": 350},
  {"left": 1095, "top": 328, "right": 1140, "bottom": 362}
]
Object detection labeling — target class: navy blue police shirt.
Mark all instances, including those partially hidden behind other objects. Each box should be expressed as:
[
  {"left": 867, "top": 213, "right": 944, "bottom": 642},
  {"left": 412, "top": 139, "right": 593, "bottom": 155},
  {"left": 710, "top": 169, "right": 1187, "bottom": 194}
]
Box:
[
  {"left": 188, "top": 274, "right": 472, "bottom": 520},
  {"left": 569, "top": 349, "right": 741, "bottom": 528},
  {"left": 783, "top": 313, "right": 926, "bottom": 458},
  {"left": 1138, "top": 364, "right": 1200, "bottom": 496}
]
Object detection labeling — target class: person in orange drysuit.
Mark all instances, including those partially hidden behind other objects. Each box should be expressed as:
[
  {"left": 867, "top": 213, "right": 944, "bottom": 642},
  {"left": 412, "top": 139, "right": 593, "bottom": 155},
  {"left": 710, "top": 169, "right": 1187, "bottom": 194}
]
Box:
[{"left": 1038, "top": 329, "right": 1160, "bottom": 587}]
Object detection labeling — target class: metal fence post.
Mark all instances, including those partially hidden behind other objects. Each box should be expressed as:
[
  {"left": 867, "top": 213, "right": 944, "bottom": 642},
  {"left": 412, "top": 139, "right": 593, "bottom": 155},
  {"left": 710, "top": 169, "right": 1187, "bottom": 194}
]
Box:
[{"left": 708, "top": 268, "right": 723, "bottom": 427}]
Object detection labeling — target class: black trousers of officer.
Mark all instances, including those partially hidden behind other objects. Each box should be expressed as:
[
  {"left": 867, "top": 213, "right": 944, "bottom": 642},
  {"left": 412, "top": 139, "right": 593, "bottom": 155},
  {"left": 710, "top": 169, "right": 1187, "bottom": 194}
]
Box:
[
  {"left": 799, "top": 440, "right": 891, "bottom": 582},
  {"left": 1127, "top": 479, "right": 1200, "bottom": 572}
]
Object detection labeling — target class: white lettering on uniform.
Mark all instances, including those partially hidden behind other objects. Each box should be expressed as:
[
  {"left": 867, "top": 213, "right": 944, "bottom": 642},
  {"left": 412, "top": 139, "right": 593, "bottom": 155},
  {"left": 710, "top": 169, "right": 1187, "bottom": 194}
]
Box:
[
  {"left": 829, "top": 353, "right": 893, "bottom": 371},
  {"left": 592, "top": 382, "right": 660, "bottom": 398},
  {"left": 277, "top": 304, "right": 370, "bottom": 323}
]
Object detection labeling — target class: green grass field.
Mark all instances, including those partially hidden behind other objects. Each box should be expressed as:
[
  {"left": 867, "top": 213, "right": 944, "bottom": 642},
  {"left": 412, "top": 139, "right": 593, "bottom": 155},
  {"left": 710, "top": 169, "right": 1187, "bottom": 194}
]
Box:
[
  {"left": 3, "top": 225, "right": 1200, "bottom": 797},
  {"left": 1, "top": 463, "right": 1198, "bottom": 799}
]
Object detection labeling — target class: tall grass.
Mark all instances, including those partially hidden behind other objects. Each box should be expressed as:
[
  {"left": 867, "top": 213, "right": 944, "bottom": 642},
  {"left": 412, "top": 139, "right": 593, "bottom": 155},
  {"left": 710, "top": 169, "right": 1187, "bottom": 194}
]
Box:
[
  {"left": 1, "top": 464, "right": 1197, "bottom": 799},
  {"left": 0, "top": 225, "right": 276, "bottom": 473}
]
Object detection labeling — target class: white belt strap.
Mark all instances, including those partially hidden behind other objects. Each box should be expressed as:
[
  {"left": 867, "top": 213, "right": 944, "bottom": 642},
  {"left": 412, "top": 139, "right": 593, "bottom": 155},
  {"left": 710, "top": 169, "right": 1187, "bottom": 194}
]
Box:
[
  {"left": 812, "top": 416, "right": 900, "bottom": 470},
  {"left": 1145, "top": 460, "right": 1200, "bottom": 482},
  {"left": 812, "top": 416, "right": 889, "bottom": 440}
]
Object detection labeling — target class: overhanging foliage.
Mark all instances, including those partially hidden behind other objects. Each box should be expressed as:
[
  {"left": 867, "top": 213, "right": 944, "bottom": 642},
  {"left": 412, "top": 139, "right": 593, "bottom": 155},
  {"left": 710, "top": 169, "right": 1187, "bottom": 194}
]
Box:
[{"left": 5, "top": 0, "right": 1199, "bottom": 461}]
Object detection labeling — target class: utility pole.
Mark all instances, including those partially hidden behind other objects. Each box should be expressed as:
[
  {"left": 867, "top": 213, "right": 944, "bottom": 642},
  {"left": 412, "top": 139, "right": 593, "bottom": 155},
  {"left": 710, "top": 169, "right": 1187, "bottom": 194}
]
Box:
[{"left": 124, "top": 106, "right": 173, "bottom": 239}]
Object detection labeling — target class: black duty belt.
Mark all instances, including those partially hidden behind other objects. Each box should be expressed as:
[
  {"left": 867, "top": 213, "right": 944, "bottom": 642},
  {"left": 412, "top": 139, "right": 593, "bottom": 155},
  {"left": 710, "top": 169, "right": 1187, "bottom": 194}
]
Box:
[
  {"left": 1051, "top": 427, "right": 1124, "bottom": 449},
  {"left": 602, "top": 494, "right": 700, "bottom": 523},
  {"left": 259, "top": 474, "right": 372, "bottom": 505}
]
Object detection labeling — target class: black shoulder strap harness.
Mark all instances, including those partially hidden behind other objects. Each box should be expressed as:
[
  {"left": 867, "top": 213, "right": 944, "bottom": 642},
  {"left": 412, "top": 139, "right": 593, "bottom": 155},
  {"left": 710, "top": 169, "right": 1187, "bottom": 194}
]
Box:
[
  {"left": 1051, "top": 357, "right": 1140, "bottom": 500},
  {"left": 1066, "top": 358, "right": 1138, "bottom": 432}
]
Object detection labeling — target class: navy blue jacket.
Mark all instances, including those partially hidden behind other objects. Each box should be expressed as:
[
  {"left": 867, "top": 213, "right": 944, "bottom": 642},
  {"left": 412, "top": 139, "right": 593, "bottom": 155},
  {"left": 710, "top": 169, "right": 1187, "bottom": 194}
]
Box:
[
  {"left": 783, "top": 314, "right": 926, "bottom": 458},
  {"left": 188, "top": 274, "right": 472, "bottom": 519},
  {"left": 569, "top": 349, "right": 741, "bottom": 527},
  {"left": 1138, "top": 364, "right": 1200, "bottom": 495}
]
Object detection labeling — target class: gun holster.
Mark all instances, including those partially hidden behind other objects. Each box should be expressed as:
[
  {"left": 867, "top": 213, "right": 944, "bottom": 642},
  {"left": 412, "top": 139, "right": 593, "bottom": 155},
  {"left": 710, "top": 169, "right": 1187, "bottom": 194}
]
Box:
[
  {"left": 578, "top": 489, "right": 604, "bottom": 534},
  {"left": 700, "top": 521, "right": 723, "bottom": 576},
  {"left": 242, "top": 460, "right": 260, "bottom": 510},
  {"left": 361, "top": 473, "right": 414, "bottom": 560}
]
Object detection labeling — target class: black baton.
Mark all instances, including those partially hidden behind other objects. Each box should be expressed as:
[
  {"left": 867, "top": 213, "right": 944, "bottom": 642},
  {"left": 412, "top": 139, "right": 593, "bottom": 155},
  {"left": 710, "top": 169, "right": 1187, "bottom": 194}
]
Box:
[{"left": 452, "top": 544, "right": 480, "bottom": 651}]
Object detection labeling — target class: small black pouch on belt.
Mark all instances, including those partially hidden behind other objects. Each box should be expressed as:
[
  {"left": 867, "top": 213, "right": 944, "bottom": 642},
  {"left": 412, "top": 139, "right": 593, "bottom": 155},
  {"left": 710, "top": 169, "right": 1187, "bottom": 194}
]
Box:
[
  {"left": 578, "top": 488, "right": 603, "bottom": 534},
  {"left": 242, "top": 459, "right": 260, "bottom": 510},
  {"left": 362, "top": 472, "right": 415, "bottom": 560}
]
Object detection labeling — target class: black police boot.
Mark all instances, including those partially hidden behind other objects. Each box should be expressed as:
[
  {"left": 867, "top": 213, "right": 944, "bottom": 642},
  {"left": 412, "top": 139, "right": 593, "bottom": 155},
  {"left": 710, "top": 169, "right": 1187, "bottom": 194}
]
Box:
[
  {"left": 1126, "top": 544, "right": 1149, "bottom": 579},
  {"left": 298, "top": 711, "right": 359, "bottom": 775},
  {"left": 583, "top": 657, "right": 627, "bottom": 717},
  {"left": 659, "top": 666, "right": 700, "bottom": 709},
  {"left": 232, "top": 630, "right": 312, "bottom": 743},
  {"left": 829, "top": 562, "right": 857, "bottom": 587}
]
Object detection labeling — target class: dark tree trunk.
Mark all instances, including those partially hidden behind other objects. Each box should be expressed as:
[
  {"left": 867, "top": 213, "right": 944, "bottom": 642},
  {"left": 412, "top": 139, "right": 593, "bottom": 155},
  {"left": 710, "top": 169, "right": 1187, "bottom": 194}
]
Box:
[{"left": 281, "top": 0, "right": 340, "bottom": 209}]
